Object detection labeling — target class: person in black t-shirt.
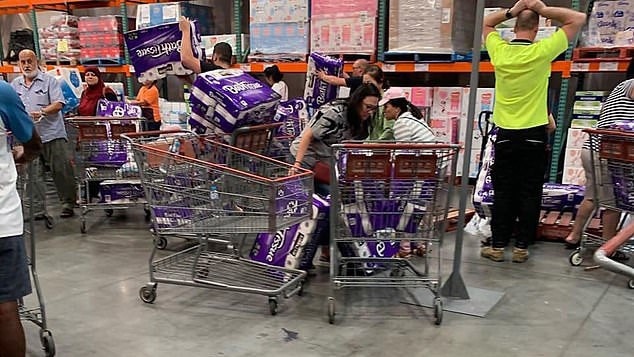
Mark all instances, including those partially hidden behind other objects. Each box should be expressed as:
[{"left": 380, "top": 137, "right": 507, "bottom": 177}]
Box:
[
  {"left": 316, "top": 59, "right": 368, "bottom": 94},
  {"left": 179, "top": 16, "right": 232, "bottom": 73}
]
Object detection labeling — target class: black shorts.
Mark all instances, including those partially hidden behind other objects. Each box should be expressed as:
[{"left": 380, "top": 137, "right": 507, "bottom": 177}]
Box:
[{"left": 0, "top": 235, "right": 32, "bottom": 303}]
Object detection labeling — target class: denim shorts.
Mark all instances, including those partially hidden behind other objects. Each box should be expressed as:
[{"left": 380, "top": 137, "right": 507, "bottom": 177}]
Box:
[{"left": 0, "top": 235, "right": 32, "bottom": 303}]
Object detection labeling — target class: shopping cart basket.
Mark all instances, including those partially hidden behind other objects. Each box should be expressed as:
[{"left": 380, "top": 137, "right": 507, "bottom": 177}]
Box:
[
  {"left": 568, "top": 129, "right": 634, "bottom": 288},
  {"left": 13, "top": 142, "right": 56, "bottom": 356},
  {"left": 67, "top": 116, "right": 149, "bottom": 233},
  {"left": 328, "top": 142, "right": 459, "bottom": 325},
  {"left": 123, "top": 129, "right": 313, "bottom": 314}
]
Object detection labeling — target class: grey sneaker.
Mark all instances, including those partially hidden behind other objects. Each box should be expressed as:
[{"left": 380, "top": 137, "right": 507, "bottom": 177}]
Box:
[
  {"left": 512, "top": 247, "right": 529, "bottom": 263},
  {"left": 481, "top": 247, "right": 504, "bottom": 262}
]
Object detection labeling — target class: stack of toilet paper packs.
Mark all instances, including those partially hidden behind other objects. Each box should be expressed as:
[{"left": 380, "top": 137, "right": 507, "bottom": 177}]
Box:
[
  {"left": 125, "top": 20, "right": 205, "bottom": 83},
  {"left": 188, "top": 68, "right": 281, "bottom": 134}
]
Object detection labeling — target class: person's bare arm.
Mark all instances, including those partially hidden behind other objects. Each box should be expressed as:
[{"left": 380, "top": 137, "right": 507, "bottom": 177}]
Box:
[
  {"left": 528, "top": 0, "right": 587, "bottom": 41},
  {"left": 342, "top": 72, "right": 350, "bottom": 79},
  {"left": 14, "top": 128, "right": 42, "bottom": 164},
  {"left": 178, "top": 16, "right": 201, "bottom": 74},
  {"left": 483, "top": 0, "right": 526, "bottom": 39},
  {"left": 41, "top": 102, "right": 63, "bottom": 115},
  {"left": 317, "top": 70, "right": 346, "bottom": 87},
  {"left": 291, "top": 127, "right": 314, "bottom": 172}
]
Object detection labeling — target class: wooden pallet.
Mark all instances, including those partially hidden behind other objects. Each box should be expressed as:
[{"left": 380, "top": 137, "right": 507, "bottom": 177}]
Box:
[
  {"left": 383, "top": 51, "right": 456, "bottom": 63},
  {"left": 572, "top": 46, "right": 634, "bottom": 62},
  {"left": 322, "top": 52, "right": 376, "bottom": 63},
  {"left": 536, "top": 210, "right": 603, "bottom": 241},
  {"left": 445, "top": 208, "right": 476, "bottom": 233}
]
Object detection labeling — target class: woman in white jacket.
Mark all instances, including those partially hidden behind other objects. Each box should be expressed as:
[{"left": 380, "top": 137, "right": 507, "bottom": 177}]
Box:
[{"left": 379, "top": 87, "right": 435, "bottom": 142}]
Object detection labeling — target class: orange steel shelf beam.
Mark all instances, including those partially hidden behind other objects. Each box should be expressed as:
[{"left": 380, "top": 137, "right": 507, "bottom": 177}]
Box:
[
  {"left": 231, "top": 61, "right": 574, "bottom": 77},
  {"left": 0, "top": 0, "right": 165, "bottom": 14}
]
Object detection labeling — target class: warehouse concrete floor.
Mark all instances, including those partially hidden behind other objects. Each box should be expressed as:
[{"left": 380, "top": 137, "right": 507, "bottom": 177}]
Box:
[{"left": 21, "top": 207, "right": 634, "bottom": 357}]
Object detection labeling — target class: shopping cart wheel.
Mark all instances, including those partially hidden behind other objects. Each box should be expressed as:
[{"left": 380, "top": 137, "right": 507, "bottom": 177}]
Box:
[
  {"left": 154, "top": 236, "right": 168, "bottom": 250},
  {"left": 139, "top": 285, "right": 157, "bottom": 304},
  {"left": 628, "top": 279, "right": 634, "bottom": 289},
  {"left": 268, "top": 298, "right": 278, "bottom": 316},
  {"left": 105, "top": 209, "right": 114, "bottom": 217},
  {"left": 327, "top": 297, "right": 336, "bottom": 324},
  {"left": 40, "top": 329, "right": 55, "bottom": 357},
  {"left": 569, "top": 250, "right": 583, "bottom": 266},
  {"left": 80, "top": 220, "right": 87, "bottom": 234},
  {"left": 44, "top": 216, "right": 54, "bottom": 230},
  {"left": 144, "top": 207, "right": 151, "bottom": 221},
  {"left": 297, "top": 281, "right": 305, "bottom": 297},
  {"left": 433, "top": 298, "right": 443, "bottom": 326}
]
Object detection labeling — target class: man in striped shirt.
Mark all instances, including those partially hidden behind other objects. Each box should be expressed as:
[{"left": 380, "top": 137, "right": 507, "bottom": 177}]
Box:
[{"left": 564, "top": 77, "right": 634, "bottom": 249}]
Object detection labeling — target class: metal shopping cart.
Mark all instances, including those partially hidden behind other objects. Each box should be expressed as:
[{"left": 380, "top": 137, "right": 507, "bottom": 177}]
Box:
[
  {"left": 328, "top": 142, "right": 459, "bottom": 325},
  {"left": 568, "top": 129, "right": 634, "bottom": 288},
  {"left": 145, "top": 123, "right": 282, "bottom": 250},
  {"left": 67, "top": 116, "right": 149, "bottom": 233},
  {"left": 123, "top": 130, "right": 313, "bottom": 314},
  {"left": 16, "top": 155, "right": 55, "bottom": 356}
]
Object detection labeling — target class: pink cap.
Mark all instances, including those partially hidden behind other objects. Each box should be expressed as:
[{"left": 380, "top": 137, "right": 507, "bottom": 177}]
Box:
[{"left": 378, "top": 87, "right": 407, "bottom": 106}]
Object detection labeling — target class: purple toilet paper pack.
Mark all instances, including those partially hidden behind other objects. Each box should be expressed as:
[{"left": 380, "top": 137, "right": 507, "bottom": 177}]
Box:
[
  {"left": 99, "top": 180, "right": 145, "bottom": 203},
  {"left": 272, "top": 98, "right": 309, "bottom": 138},
  {"left": 86, "top": 140, "right": 128, "bottom": 166},
  {"left": 152, "top": 199, "right": 195, "bottom": 229},
  {"left": 96, "top": 99, "right": 142, "bottom": 118},
  {"left": 609, "top": 121, "right": 634, "bottom": 131},
  {"left": 541, "top": 183, "right": 585, "bottom": 211},
  {"left": 250, "top": 194, "right": 328, "bottom": 269},
  {"left": 304, "top": 52, "right": 343, "bottom": 109},
  {"left": 189, "top": 69, "right": 281, "bottom": 133},
  {"left": 125, "top": 21, "right": 204, "bottom": 83}
]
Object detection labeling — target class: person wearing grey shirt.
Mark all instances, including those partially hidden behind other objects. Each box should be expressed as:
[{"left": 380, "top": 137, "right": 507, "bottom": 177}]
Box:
[{"left": 12, "top": 50, "right": 77, "bottom": 218}]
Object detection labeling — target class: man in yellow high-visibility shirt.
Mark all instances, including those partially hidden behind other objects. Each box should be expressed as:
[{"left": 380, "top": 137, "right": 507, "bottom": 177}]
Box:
[{"left": 481, "top": 0, "right": 586, "bottom": 263}]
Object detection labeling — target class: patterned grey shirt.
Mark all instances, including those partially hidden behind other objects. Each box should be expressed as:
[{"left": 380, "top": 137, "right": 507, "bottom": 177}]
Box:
[
  {"left": 290, "top": 102, "right": 354, "bottom": 168},
  {"left": 11, "top": 71, "right": 67, "bottom": 143}
]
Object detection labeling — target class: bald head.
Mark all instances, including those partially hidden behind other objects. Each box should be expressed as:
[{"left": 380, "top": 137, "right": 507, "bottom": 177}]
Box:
[
  {"left": 515, "top": 9, "right": 539, "bottom": 32},
  {"left": 352, "top": 59, "right": 369, "bottom": 77},
  {"left": 18, "top": 49, "right": 39, "bottom": 79}
]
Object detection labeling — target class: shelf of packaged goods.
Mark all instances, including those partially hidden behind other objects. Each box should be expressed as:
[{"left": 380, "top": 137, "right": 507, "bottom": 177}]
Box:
[
  {"left": 570, "top": 60, "right": 631, "bottom": 73},
  {"left": 0, "top": 64, "right": 132, "bottom": 75},
  {"left": 234, "top": 61, "right": 574, "bottom": 77},
  {"left": 0, "top": 0, "right": 164, "bottom": 14}
]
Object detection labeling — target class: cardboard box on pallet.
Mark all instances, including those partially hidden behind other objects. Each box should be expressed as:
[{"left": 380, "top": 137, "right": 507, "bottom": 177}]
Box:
[
  {"left": 388, "top": 0, "right": 475, "bottom": 53},
  {"left": 136, "top": 2, "right": 216, "bottom": 35}
]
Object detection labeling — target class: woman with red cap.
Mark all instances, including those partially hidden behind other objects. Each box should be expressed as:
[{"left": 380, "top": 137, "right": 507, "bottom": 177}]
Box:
[{"left": 77, "top": 67, "right": 118, "bottom": 116}]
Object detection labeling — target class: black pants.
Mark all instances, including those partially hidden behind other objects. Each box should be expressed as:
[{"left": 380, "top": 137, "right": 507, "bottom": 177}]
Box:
[{"left": 491, "top": 126, "right": 547, "bottom": 249}]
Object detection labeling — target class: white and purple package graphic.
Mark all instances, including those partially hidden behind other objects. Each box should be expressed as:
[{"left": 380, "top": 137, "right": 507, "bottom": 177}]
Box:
[
  {"left": 99, "top": 180, "right": 145, "bottom": 203},
  {"left": 250, "top": 194, "right": 329, "bottom": 269},
  {"left": 473, "top": 127, "right": 497, "bottom": 216},
  {"left": 86, "top": 140, "right": 128, "bottom": 167},
  {"left": 541, "top": 183, "right": 585, "bottom": 211},
  {"left": 96, "top": 99, "right": 142, "bottom": 118},
  {"left": 304, "top": 52, "right": 343, "bottom": 109},
  {"left": 609, "top": 120, "right": 634, "bottom": 131},
  {"left": 189, "top": 69, "right": 281, "bottom": 133},
  {"left": 275, "top": 178, "right": 310, "bottom": 219},
  {"left": 272, "top": 98, "right": 309, "bottom": 138},
  {"left": 151, "top": 199, "right": 194, "bottom": 228},
  {"left": 341, "top": 180, "right": 374, "bottom": 237},
  {"left": 125, "top": 21, "right": 204, "bottom": 83}
]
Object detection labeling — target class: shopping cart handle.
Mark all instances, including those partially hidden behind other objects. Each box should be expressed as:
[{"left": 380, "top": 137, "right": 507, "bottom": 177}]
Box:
[
  {"left": 584, "top": 128, "right": 634, "bottom": 138},
  {"left": 120, "top": 129, "right": 194, "bottom": 140}
]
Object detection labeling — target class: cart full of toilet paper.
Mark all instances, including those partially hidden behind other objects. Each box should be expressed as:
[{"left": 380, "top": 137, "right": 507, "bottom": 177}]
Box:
[
  {"left": 125, "top": 20, "right": 205, "bottom": 83},
  {"left": 188, "top": 68, "right": 281, "bottom": 133}
]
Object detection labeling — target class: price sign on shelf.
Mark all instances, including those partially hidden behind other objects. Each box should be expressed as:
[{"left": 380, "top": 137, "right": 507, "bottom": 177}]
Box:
[
  {"left": 598, "top": 62, "right": 618, "bottom": 71},
  {"left": 414, "top": 63, "right": 429, "bottom": 72},
  {"left": 56, "top": 39, "right": 69, "bottom": 53},
  {"left": 571, "top": 62, "right": 590, "bottom": 72},
  {"left": 382, "top": 63, "right": 396, "bottom": 72}
]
